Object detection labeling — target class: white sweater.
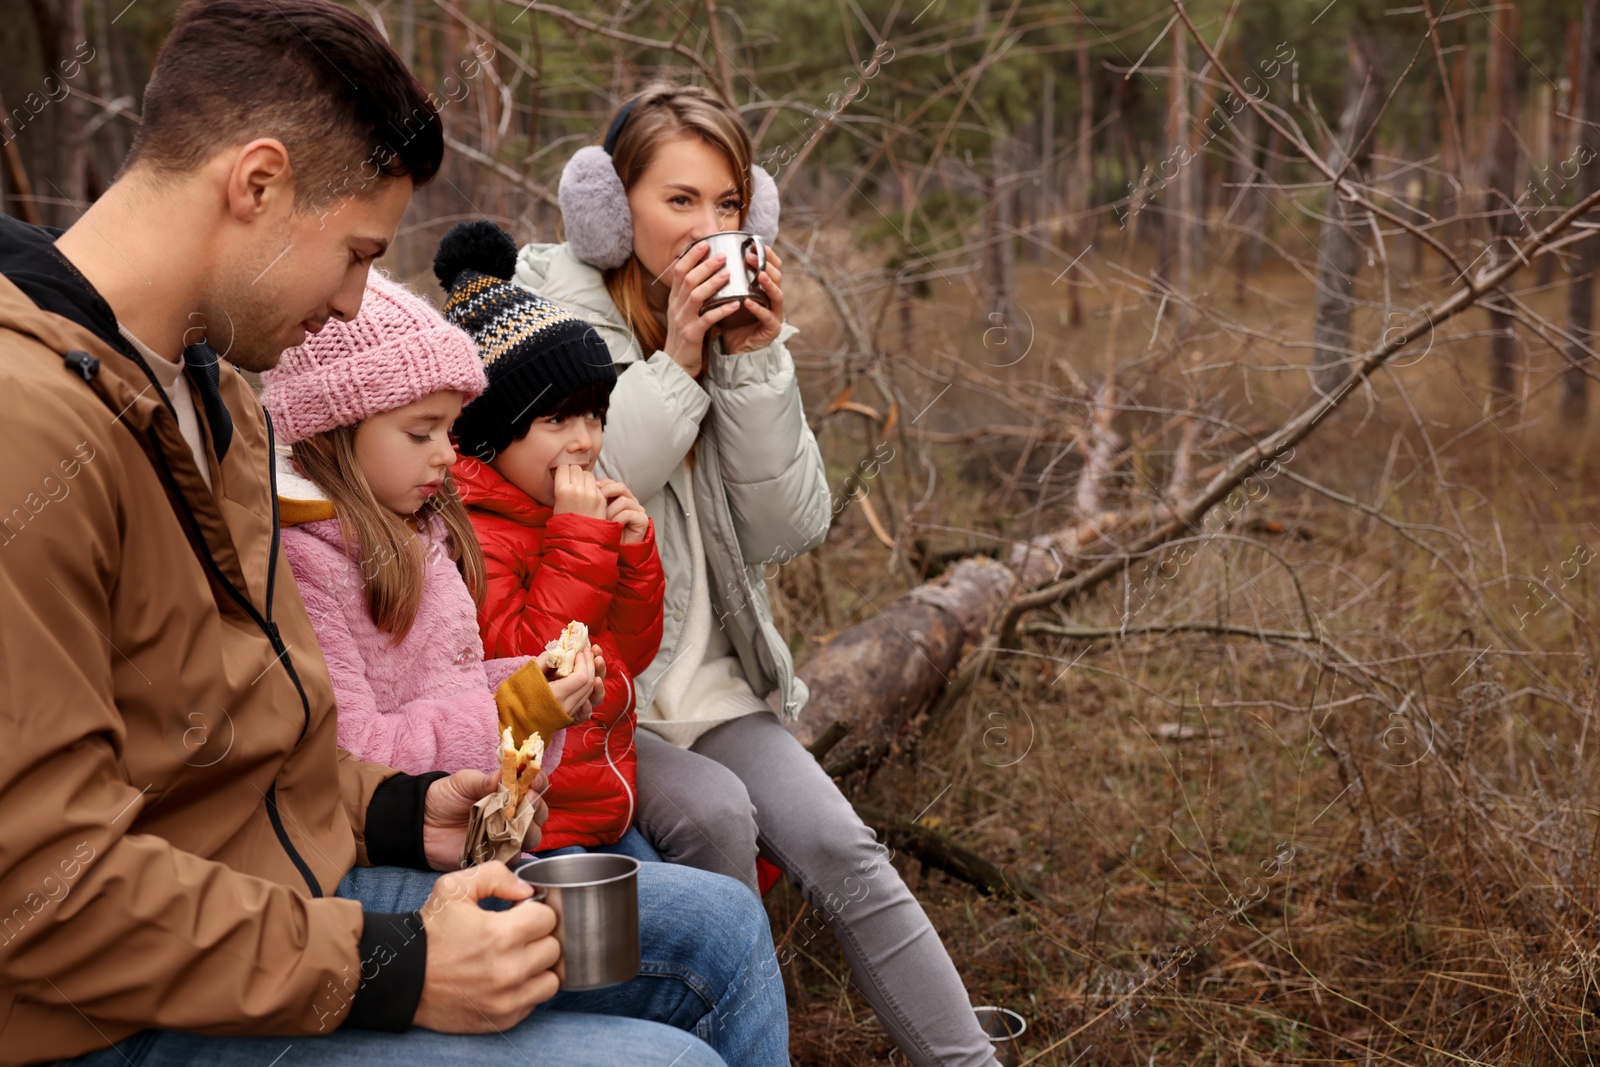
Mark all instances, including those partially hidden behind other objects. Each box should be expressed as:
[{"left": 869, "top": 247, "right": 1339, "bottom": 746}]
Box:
[{"left": 638, "top": 459, "right": 769, "bottom": 747}]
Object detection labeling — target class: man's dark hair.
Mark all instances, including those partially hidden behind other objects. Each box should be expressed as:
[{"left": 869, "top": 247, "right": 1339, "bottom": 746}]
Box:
[{"left": 125, "top": 0, "right": 444, "bottom": 206}]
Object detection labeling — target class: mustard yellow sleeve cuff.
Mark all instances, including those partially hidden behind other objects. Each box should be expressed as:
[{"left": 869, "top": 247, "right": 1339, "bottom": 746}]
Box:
[{"left": 495, "top": 662, "right": 574, "bottom": 745}]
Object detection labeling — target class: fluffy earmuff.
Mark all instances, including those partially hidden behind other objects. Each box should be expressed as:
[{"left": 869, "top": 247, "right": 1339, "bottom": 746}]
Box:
[
  {"left": 557, "top": 101, "right": 781, "bottom": 271},
  {"left": 745, "top": 164, "right": 780, "bottom": 247},
  {"left": 559, "top": 146, "right": 636, "bottom": 271}
]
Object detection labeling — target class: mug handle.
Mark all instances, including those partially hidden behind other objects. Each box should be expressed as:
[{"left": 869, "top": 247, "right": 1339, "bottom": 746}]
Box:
[
  {"left": 744, "top": 234, "right": 767, "bottom": 281},
  {"left": 525, "top": 885, "right": 549, "bottom": 904}
]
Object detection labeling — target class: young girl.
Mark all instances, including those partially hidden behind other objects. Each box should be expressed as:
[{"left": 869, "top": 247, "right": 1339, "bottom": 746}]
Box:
[
  {"left": 261, "top": 272, "right": 602, "bottom": 781},
  {"left": 514, "top": 84, "right": 1002, "bottom": 1067}
]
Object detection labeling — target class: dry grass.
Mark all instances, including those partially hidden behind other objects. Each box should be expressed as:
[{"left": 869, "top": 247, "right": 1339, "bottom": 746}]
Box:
[{"left": 763, "top": 240, "right": 1600, "bottom": 1065}]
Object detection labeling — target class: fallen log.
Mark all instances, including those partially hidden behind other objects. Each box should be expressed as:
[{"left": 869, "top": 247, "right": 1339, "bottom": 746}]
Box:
[
  {"left": 791, "top": 557, "right": 1016, "bottom": 756},
  {"left": 770, "top": 6, "right": 1600, "bottom": 917}
]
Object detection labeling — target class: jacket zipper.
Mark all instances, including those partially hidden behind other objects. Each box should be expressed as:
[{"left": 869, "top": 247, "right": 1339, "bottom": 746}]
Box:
[{"left": 138, "top": 415, "right": 323, "bottom": 898}]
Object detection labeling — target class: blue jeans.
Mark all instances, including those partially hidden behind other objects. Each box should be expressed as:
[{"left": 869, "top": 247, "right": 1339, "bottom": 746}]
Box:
[
  {"left": 55, "top": 861, "right": 788, "bottom": 1067},
  {"left": 533, "top": 825, "right": 663, "bottom": 864}
]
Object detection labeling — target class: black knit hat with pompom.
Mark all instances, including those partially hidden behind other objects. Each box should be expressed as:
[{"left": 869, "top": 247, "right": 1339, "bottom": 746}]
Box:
[{"left": 433, "top": 221, "right": 616, "bottom": 462}]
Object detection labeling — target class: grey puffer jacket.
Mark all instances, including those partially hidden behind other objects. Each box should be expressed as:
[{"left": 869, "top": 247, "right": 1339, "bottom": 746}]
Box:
[{"left": 512, "top": 242, "right": 830, "bottom": 727}]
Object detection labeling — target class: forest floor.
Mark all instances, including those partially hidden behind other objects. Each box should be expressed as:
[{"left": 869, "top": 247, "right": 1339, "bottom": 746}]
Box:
[{"left": 762, "top": 241, "right": 1600, "bottom": 1064}]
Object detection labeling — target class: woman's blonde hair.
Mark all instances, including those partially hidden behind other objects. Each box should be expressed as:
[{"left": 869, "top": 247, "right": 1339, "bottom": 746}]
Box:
[
  {"left": 290, "top": 426, "right": 485, "bottom": 644},
  {"left": 600, "top": 83, "right": 754, "bottom": 358}
]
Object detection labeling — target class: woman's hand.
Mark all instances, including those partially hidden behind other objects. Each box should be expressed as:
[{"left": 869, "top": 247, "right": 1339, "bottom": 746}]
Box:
[
  {"left": 719, "top": 246, "right": 785, "bottom": 355},
  {"left": 663, "top": 241, "right": 746, "bottom": 377}
]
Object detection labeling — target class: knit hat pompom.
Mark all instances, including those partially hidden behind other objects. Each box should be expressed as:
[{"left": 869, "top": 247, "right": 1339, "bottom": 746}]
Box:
[
  {"left": 433, "top": 221, "right": 520, "bottom": 291},
  {"left": 262, "top": 272, "right": 487, "bottom": 445}
]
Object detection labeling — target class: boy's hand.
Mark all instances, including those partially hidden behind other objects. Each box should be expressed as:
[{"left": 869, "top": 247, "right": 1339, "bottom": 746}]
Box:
[
  {"left": 547, "top": 644, "right": 598, "bottom": 723},
  {"left": 552, "top": 466, "right": 607, "bottom": 521},
  {"left": 596, "top": 478, "right": 649, "bottom": 544},
  {"left": 589, "top": 645, "right": 607, "bottom": 710}
]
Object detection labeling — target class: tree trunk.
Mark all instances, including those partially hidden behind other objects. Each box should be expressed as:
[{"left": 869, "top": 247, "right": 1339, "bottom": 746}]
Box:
[
  {"left": 1071, "top": 27, "right": 1094, "bottom": 325},
  {"left": 1038, "top": 65, "right": 1054, "bottom": 268},
  {"left": 791, "top": 558, "right": 1017, "bottom": 770},
  {"left": 92, "top": 0, "right": 126, "bottom": 175},
  {"left": 702, "top": 0, "right": 735, "bottom": 104},
  {"left": 0, "top": 90, "right": 42, "bottom": 226},
  {"left": 398, "top": 0, "right": 416, "bottom": 69},
  {"left": 1311, "top": 29, "right": 1386, "bottom": 394},
  {"left": 1564, "top": 0, "right": 1600, "bottom": 427},
  {"left": 27, "top": 0, "right": 88, "bottom": 225},
  {"left": 1113, "top": 75, "right": 1142, "bottom": 246},
  {"left": 982, "top": 152, "right": 1016, "bottom": 325},
  {"left": 1165, "top": 26, "right": 1194, "bottom": 333},
  {"left": 1231, "top": 95, "right": 1263, "bottom": 304},
  {"left": 1447, "top": 40, "right": 1473, "bottom": 254},
  {"left": 1484, "top": 0, "right": 1521, "bottom": 405},
  {"left": 1407, "top": 92, "right": 1433, "bottom": 283}
]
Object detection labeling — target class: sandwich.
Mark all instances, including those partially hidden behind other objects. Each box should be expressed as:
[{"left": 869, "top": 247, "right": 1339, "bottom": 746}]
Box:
[
  {"left": 538, "top": 620, "right": 591, "bottom": 678},
  {"left": 498, "top": 726, "right": 545, "bottom": 812}
]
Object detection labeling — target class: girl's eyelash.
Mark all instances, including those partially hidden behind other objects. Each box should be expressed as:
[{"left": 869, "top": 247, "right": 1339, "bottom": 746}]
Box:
[{"left": 408, "top": 433, "right": 431, "bottom": 443}]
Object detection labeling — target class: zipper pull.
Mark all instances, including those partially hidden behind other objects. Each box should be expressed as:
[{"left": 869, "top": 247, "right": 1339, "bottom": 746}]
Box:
[{"left": 63, "top": 349, "right": 100, "bottom": 382}]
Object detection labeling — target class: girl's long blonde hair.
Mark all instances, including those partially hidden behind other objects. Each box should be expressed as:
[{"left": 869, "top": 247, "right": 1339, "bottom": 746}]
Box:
[
  {"left": 290, "top": 426, "right": 485, "bottom": 644},
  {"left": 599, "top": 83, "right": 754, "bottom": 358}
]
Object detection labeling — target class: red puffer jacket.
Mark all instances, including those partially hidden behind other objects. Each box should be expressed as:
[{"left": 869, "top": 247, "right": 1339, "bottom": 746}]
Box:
[{"left": 454, "top": 457, "right": 664, "bottom": 850}]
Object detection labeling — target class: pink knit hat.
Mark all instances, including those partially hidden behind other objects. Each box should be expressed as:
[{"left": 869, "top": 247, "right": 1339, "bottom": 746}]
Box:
[{"left": 262, "top": 272, "right": 488, "bottom": 445}]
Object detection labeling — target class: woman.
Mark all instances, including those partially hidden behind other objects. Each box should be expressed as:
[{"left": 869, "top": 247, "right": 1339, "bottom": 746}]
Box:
[{"left": 512, "top": 82, "right": 999, "bottom": 1067}]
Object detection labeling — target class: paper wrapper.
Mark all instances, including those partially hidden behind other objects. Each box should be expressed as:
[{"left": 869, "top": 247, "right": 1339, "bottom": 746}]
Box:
[{"left": 461, "top": 789, "right": 536, "bottom": 868}]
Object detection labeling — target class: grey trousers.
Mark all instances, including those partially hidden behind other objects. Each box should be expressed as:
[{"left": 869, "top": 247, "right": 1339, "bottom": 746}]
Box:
[{"left": 634, "top": 714, "right": 1000, "bottom": 1067}]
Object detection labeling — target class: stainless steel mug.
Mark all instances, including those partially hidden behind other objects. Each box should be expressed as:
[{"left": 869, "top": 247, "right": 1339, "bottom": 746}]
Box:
[
  {"left": 515, "top": 854, "right": 640, "bottom": 991},
  {"left": 973, "top": 1006, "right": 1027, "bottom": 1067},
  {"left": 685, "top": 230, "right": 769, "bottom": 328}
]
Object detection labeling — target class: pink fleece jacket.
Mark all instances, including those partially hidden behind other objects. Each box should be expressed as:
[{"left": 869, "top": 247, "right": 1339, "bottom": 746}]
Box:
[{"left": 280, "top": 510, "right": 564, "bottom": 778}]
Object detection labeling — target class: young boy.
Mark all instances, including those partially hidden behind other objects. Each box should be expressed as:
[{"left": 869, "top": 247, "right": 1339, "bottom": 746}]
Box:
[{"left": 436, "top": 221, "right": 664, "bottom": 853}]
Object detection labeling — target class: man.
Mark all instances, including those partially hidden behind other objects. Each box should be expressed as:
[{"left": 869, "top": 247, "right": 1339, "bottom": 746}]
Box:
[{"left": 0, "top": 3, "right": 786, "bottom": 1065}]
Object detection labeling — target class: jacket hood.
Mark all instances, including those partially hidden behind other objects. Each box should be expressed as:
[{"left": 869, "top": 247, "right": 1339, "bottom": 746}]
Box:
[
  {"left": 0, "top": 217, "right": 264, "bottom": 608},
  {"left": 0, "top": 214, "right": 234, "bottom": 461},
  {"left": 453, "top": 456, "right": 550, "bottom": 527},
  {"left": 0, "top": 215, "right": 149, "bottom": 412},
  {"left": 513, "top": 243, "right": 624, "bottom": 331},
  {"left": 0, "top": 215, "right": 125, "bottom": 348}
]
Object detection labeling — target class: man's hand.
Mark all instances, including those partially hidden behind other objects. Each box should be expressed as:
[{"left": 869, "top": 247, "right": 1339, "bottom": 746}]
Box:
[
  {"left": 596, "top": 478, "right": 649, "bottom": 544},
  {"left": 551, "top": 465, "right": 608, "bottom": 521},
  {"left": 422, "top": 769, "right": 549, "bottom": 871},
  {"left": 412, "top": 863, "right": 562, "bottom": 1032}
]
